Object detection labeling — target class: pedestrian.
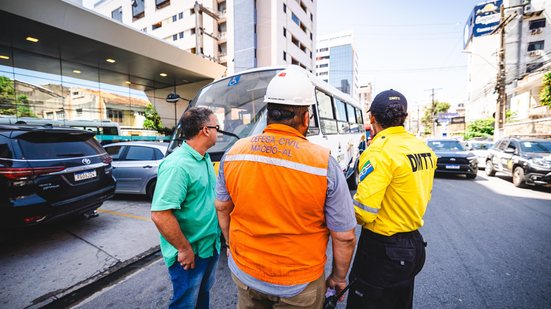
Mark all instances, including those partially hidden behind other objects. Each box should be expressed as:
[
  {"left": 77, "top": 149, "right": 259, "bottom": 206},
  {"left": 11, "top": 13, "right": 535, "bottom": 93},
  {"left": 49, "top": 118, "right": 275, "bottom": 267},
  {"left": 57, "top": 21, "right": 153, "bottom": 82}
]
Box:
[
  {"left": 346, "top": 89, "right": 437, "bottom": 309},
  {"left": 150, "top": 107, "right": 221, "bottom": 309},
  {"left": 215, "top": 68, "right": 357, "bottom": 309}
]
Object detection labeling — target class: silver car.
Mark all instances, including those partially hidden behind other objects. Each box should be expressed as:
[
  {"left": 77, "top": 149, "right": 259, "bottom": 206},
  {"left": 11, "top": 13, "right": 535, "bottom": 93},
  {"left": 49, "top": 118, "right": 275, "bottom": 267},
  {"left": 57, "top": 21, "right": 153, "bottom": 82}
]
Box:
[
  {"left": 465, "top": 140, "right": 494, "bottom": 169},
  {"left": 103, "top": 142, "right": 169, "bottom": 199}
]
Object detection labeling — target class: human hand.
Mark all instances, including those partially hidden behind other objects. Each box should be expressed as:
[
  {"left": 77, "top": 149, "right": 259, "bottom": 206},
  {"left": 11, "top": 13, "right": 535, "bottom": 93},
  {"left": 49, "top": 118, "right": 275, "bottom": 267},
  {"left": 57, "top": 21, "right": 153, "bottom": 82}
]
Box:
[
  {"left": 177, "top": 247, "right": 195, "bottom": 270},
  {"left": 326, "top": 273, "right": 348, "bottom": 302}
]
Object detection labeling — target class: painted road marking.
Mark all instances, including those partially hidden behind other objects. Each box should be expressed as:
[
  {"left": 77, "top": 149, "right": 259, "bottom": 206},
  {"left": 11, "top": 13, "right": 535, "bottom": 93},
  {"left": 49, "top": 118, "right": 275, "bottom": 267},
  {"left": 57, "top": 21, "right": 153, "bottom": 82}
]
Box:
[{"left": 97, "top": 209, "right": 151, "bottom": 222}]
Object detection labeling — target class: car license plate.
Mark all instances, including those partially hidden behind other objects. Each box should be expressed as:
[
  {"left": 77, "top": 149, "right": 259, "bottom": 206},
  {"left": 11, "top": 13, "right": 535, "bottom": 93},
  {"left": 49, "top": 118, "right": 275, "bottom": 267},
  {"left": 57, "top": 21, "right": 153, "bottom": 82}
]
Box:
[
  {"left": 75, "top": 170, "right": 97, "bottom": 181},
  {"left": 445, "top": 164, "right": 460, "bottom": 170}
]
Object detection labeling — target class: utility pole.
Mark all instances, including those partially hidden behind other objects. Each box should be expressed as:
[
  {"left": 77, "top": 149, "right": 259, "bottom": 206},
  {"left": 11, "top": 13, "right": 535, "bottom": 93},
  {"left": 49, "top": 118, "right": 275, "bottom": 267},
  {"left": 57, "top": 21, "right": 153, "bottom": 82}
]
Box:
[
  {"left": 425, "top": 88, "right": 442, "bottom": 137},
  {"left": 491, "top": 3, "right": 521, "bottom": 140}
]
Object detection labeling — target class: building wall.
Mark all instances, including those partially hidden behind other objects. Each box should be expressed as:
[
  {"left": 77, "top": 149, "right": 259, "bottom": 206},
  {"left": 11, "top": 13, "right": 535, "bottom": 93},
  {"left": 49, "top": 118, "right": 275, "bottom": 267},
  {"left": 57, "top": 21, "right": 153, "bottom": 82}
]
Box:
[
  {"left": 93, "top": 0, "right": 317, "bottom": 75},
  {"left": 464, "top": 0, "right": 551, "bottom": 127}
]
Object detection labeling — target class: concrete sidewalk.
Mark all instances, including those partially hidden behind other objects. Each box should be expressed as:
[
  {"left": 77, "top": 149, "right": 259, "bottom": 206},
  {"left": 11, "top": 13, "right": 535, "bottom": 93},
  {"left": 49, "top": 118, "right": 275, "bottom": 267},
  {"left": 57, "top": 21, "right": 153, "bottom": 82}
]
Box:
[{"left": 0, "top": 196, "right": 158, "bottom": 309}]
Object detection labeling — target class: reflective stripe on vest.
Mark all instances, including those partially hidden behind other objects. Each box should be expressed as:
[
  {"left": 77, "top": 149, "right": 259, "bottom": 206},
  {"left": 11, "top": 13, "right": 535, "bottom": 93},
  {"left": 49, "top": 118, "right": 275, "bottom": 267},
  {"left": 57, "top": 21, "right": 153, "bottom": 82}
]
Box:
[{"left": 225, "top": 154, "right": 328, "bottom": 177}]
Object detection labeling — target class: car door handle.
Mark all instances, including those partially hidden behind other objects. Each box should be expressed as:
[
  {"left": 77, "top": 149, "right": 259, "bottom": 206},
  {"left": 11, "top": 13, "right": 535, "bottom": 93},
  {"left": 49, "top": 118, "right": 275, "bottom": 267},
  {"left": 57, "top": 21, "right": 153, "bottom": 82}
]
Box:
[{"left": 143, "top": 165, "right": 153, "bottom": 168}]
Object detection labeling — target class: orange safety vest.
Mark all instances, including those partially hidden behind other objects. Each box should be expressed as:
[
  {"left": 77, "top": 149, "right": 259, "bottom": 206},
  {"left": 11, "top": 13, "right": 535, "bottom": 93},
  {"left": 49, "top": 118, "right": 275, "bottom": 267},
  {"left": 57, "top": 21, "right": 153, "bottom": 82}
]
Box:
[{"left": 223, "top": 124, "right": 330, "bottom": 285}]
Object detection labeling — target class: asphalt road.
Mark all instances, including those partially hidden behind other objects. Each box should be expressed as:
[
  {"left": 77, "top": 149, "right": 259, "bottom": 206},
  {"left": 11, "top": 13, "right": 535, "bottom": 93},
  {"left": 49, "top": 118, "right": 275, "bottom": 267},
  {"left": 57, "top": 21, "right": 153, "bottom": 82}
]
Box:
[
  {"left": 74, "top": 173, "right": 551, "bottom": 309},
  {"left": 1, "top": 172, "right": 550, "bottom": 308}
]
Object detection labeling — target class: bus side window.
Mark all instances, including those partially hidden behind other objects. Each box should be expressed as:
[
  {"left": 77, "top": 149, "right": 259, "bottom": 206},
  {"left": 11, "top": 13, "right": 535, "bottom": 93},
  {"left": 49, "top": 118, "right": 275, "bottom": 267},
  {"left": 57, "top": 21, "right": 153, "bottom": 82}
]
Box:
[
  {"left": 306, "top": 104, "right": 320, "bottom": 137},
  {"left": 316, "top": 89, "right": 337, "bottom": 135}
]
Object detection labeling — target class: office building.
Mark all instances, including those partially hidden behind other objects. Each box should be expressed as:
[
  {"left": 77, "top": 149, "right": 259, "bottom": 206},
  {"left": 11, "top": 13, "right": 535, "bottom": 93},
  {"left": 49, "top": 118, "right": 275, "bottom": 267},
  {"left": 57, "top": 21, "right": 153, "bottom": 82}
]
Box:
[
  {"left": 315, "top": 31, "right": 358, "bottom": 99},
  {"left": 92, "top": 0, "right": 316, "bottom": 74}
]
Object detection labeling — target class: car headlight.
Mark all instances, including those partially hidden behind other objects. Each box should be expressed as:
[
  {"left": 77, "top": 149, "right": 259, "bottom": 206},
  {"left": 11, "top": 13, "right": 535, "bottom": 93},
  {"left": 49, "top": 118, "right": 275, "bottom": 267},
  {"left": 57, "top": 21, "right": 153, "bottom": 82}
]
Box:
[{"left": 531, "top": 157, "right": 551, "bottom": 168}]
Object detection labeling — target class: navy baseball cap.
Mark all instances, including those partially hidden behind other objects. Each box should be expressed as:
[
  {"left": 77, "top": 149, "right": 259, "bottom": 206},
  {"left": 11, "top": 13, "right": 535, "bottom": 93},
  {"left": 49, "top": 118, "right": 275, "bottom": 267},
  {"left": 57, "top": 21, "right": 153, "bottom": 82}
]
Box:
[{"left": 368, "top": 89, "right": 407, "bottom": 115}]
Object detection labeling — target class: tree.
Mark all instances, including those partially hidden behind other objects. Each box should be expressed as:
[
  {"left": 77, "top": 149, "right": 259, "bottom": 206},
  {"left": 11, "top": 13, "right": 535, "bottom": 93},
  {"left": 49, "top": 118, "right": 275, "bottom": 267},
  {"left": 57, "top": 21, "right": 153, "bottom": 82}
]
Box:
[
  {"left": 143, "top": 103, "right": 166, "bottom": 134},
  {"left": 0, "top": 76, "right": 35, "bottom": 117},
  {"left": 421, "top": 101, "right": 451, "bottom": 134},
  {"left": 540, "top": 72, "right": 551, "bottom": 108},
  {"left": 464, "top": 118, "right": 494, "bottom": 140}
]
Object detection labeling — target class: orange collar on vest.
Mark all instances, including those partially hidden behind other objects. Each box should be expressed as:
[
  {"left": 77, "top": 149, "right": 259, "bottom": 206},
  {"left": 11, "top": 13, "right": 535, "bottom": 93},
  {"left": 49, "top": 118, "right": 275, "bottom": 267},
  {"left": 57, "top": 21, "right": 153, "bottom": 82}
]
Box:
[{"left": 263, "top": 124, "right": 307, "bottom": 140}]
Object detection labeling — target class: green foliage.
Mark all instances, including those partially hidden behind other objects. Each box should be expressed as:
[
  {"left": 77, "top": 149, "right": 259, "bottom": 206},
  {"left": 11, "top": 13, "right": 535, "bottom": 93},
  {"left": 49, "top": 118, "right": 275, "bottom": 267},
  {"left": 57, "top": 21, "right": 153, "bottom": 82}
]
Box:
[
  {"left": 464, "top": 118, "right": 494, "bottom": 140},
  {"left": 0, "top": 76, "right": 35, "bottom": 117},
  {"left": 143, "top": 103, "right": 173, "bottom": 136},
  {"left": 421, "top": 101, "right": 451, "bottom": 133},
  {"left": 540, "top": 72, "right": 551, "bottom": 108}
]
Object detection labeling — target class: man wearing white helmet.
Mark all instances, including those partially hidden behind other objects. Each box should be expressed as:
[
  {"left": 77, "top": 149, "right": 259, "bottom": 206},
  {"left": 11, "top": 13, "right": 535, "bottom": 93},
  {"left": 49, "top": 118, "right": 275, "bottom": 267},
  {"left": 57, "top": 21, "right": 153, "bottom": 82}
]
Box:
[{"left": 215, "top": 68, "right": 356, "bottom": 308}]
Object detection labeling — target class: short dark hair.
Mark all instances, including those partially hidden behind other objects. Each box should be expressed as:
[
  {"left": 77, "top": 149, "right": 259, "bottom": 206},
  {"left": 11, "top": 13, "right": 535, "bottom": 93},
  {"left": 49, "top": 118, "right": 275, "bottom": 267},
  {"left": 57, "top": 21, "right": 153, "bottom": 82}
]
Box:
[
  {"left": 372, "top": 102, "right": 408, "bottom": 128},
  {"left": 266, "top": 103, "right": 308, "bottom": 130},
  {"left": 181, "top": 107, "right": 213, "bottom": 139}
]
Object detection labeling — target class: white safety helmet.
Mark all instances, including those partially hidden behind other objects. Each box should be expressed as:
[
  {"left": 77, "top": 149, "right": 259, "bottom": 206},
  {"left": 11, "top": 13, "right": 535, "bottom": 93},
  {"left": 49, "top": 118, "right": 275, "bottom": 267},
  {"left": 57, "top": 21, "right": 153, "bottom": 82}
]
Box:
[{"left": 263, "top": 68, "right": 314, "bottom": 106}]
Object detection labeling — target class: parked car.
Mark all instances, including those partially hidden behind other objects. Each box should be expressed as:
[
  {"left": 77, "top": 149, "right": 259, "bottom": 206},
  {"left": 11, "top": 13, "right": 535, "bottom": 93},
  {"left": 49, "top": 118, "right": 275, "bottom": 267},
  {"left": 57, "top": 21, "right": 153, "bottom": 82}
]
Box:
[
  {"left": 0, "top": 124, "right": 116, "bottom": 228},
  {"left": 464, "top": 140, "right": 494, "bottom": 169},
  {"left": 426, "top": 138, "right": 478, "bottom": 179},
  {"left": 103, "top": 142, "right": 169, "bottom": 199},
  {"left": 485, "top": 137, "right": 551, "bottom": 188}
]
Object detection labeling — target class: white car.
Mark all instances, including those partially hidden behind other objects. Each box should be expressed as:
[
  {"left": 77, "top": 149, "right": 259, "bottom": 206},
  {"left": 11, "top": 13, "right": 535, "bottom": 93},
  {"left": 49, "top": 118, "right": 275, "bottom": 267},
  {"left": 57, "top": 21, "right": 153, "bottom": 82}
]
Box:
[
  {"left": 465, "top": 140, "right": 494, "bottom": 169},
  {"left": 103, "top": 142, "right": 169, "bottom": 199}
]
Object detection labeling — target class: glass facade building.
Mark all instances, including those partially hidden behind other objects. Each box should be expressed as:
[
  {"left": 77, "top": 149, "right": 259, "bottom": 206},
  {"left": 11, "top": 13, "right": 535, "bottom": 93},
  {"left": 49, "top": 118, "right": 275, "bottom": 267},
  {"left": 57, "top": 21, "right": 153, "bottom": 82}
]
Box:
[{"left": 328, "top": 45, "right": 354, "bottom": 95}]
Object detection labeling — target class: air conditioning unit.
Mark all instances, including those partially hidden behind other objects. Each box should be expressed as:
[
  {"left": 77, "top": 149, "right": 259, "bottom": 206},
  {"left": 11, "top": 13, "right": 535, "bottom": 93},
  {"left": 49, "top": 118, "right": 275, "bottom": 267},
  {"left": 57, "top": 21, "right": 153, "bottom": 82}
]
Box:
[
  {"left": 524, "top": 4, "right": 534, "bottom": 14},
  {"left": 530, "top": 28, "right": 542, "bottom": 35},
  {"left": 528, "top": 50, "right": 541, "bottom": 57}
]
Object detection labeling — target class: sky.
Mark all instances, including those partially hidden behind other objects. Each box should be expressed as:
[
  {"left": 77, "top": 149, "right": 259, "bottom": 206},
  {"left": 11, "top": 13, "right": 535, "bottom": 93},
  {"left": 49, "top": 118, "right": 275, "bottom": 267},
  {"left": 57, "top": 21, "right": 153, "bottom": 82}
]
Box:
[{"left": 317, "top": 0, "right": 485, "bottom": 109}]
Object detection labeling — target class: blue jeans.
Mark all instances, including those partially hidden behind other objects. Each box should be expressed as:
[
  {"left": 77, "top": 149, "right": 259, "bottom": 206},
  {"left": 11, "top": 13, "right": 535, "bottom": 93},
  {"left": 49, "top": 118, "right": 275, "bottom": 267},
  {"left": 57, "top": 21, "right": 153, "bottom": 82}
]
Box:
[{"left": 167, "top": 252, "right": 219, "bottom": 309}]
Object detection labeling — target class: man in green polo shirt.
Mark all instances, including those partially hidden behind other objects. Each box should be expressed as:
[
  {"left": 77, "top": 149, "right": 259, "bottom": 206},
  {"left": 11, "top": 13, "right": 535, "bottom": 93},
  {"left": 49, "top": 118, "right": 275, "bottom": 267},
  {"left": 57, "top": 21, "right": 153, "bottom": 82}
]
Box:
[{"left": 151, "top": 107, "right": 221, "bottom": 309}]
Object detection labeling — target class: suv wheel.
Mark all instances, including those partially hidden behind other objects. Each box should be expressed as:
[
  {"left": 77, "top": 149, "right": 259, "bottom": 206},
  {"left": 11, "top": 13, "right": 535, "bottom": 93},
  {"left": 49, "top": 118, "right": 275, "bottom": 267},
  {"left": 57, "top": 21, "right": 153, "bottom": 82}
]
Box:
[
  {"left": 512, "top": 166, "right": 527, "bottom": 188},
  {"left": 485, "top": 160, "right": 496, "bottom": 176},
  {"left": 146, "top": 179, "right": 157, "bottom": 200}
]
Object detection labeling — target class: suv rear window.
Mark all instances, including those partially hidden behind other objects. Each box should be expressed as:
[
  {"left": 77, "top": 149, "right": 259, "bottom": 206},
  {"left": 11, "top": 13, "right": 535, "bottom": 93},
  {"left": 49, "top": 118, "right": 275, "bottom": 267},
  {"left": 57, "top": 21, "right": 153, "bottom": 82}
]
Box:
[{"left": 18, "top": 131, "right": 105, "bottom": 159}]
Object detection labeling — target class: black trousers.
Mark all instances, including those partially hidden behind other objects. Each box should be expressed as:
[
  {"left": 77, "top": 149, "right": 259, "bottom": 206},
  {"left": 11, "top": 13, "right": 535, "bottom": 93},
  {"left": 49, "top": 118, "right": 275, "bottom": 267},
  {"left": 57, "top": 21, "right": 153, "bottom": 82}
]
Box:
[{"left": 346, "top": 228, "right": 426, "bottom": 309}]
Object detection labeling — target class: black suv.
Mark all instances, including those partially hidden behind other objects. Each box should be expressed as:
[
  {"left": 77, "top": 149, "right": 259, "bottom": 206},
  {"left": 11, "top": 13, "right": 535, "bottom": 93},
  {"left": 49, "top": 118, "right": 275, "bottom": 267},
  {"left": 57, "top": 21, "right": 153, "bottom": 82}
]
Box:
[
  {"left": 485, "top": 137, "right": 551, "bottom": 188},
  {"left": 0, "top": 124, "right": 116, "bottom": 228}
]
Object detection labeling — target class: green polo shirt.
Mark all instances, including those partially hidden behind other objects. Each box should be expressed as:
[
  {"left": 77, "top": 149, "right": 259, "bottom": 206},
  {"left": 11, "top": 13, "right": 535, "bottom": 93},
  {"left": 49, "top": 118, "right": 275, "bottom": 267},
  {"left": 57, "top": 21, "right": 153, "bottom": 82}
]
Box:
[{"left": 151, "top": 142, "right": 220, "bottom": 267}]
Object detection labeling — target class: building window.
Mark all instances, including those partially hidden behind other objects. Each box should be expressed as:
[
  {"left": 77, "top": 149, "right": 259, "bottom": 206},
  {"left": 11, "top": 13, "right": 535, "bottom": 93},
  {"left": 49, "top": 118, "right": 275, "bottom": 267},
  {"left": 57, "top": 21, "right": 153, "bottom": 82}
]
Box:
[
  {"left": 291, "top": 13, "right": 300, "bottom": 26},
  {"left": 310, "top": 13, "right": 313, "bottom": 21},
  {"left": 300, "top": 1, "right": 307, "bottom": 13},
  {"left": 528, "top": 40, "right": 544, "bottom": 51},
  {"left": 156, "top": 0, "right": 170, "bottom": 9},
  {"left": 283, "top": 51, "right": 287, "bottom": 61},
  {"left": 173, "top": 34, "right": 177, "bottom": 41},
  {"left": 320, "top": 63, "right": 328, "bottom": 68},
  {"left": 76, "top": 108, "right": 83, "bottom": 117},
  {"left": 152, "top": 21, "right": 162, "bottom": 30},
  {"left": 111, "top": 7, "right": 122, "bottom": 22},
  {"left": 310, "top": 51, "right": 312, "bottom": 59},
  {"left": 131, "top": 0, "right": 145, "bottom": 20},
  {"left": 108, "top": 109, "right": 123, "bottom": 122},
  {"left": 283, "top": 27, "right": 287, "bottom": 37},
  {"left": 283, "top": 3, "right": 286, "bottom": 13},
  {"left": 178, "top": 12, "right": 184, "bottom": 19},
  {"left": 172, "top": 15, "right": 177, "bottom": 22},
  {"left": 179, "top": 31, "right": 184, "bottom": 39},
  {"left": 191, "top": 28, "right": 196, "bottom": 35},
  {"left": 190, "top": 8, "right": 195, "bottom": 15},
  {"left": 310, "top": 32, "right": 313, "bottom": 40},
  {"left": 320, "top": 47, "right": 328, "bottom": 52},
  {"left": 529, "top": 18, "right": 546, "bottom": 30}
]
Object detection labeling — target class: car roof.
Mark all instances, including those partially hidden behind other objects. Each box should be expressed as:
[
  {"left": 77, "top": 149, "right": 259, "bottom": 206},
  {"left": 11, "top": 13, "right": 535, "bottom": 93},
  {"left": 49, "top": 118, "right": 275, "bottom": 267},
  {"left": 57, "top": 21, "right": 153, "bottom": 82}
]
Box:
[
  {"left": 104, "top": 141, "right": 169, "bottom": 149},
  {"left": 0, "top": 124, "right": 94, "bottom": 138}
]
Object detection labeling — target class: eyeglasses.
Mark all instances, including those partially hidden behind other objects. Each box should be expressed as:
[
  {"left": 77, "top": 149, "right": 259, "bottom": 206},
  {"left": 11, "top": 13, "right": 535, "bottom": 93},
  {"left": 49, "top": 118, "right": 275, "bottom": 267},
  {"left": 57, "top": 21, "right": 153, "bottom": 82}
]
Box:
[{"left": 205, "top": 125, "right": 220, "bottom": 132}]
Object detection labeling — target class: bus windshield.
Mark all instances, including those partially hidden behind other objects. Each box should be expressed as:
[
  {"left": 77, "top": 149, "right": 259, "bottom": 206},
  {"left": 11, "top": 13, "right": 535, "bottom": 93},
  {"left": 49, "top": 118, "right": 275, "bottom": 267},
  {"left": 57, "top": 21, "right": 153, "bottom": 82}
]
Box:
[{"left": 169, "top": 69, "right": 282, "bottom": 156}]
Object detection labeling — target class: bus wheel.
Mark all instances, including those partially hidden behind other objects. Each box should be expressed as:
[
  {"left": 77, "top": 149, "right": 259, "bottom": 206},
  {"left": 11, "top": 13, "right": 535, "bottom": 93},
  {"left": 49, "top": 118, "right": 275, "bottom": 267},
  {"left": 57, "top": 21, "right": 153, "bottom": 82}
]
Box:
[{"left": 347, "top": 168, "right": 359, "bottom": 190}]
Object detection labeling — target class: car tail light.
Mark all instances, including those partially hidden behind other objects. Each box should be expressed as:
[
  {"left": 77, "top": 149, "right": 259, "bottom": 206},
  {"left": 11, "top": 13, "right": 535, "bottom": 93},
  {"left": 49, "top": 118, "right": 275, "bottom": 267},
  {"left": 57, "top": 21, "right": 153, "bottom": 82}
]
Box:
[
  {"left": 23, "top": 215, "right": 47, "bottom": 224},
  {"left": 0, "top": 166, "right": 66, "bottom": 180},
  {"left": 102, "top": 155, "right": 113, "bottom": 164}
]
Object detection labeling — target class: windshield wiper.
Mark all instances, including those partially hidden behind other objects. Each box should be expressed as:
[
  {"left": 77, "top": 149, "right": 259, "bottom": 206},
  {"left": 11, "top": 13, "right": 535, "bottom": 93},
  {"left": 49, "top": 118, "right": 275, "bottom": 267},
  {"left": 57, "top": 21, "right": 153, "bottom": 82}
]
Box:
[
  {"left": 219, "top": 129, "right": 240, "bottom": 140},
  {"left": 57, "top": 153, "right": 85, "bottom": 157}
]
